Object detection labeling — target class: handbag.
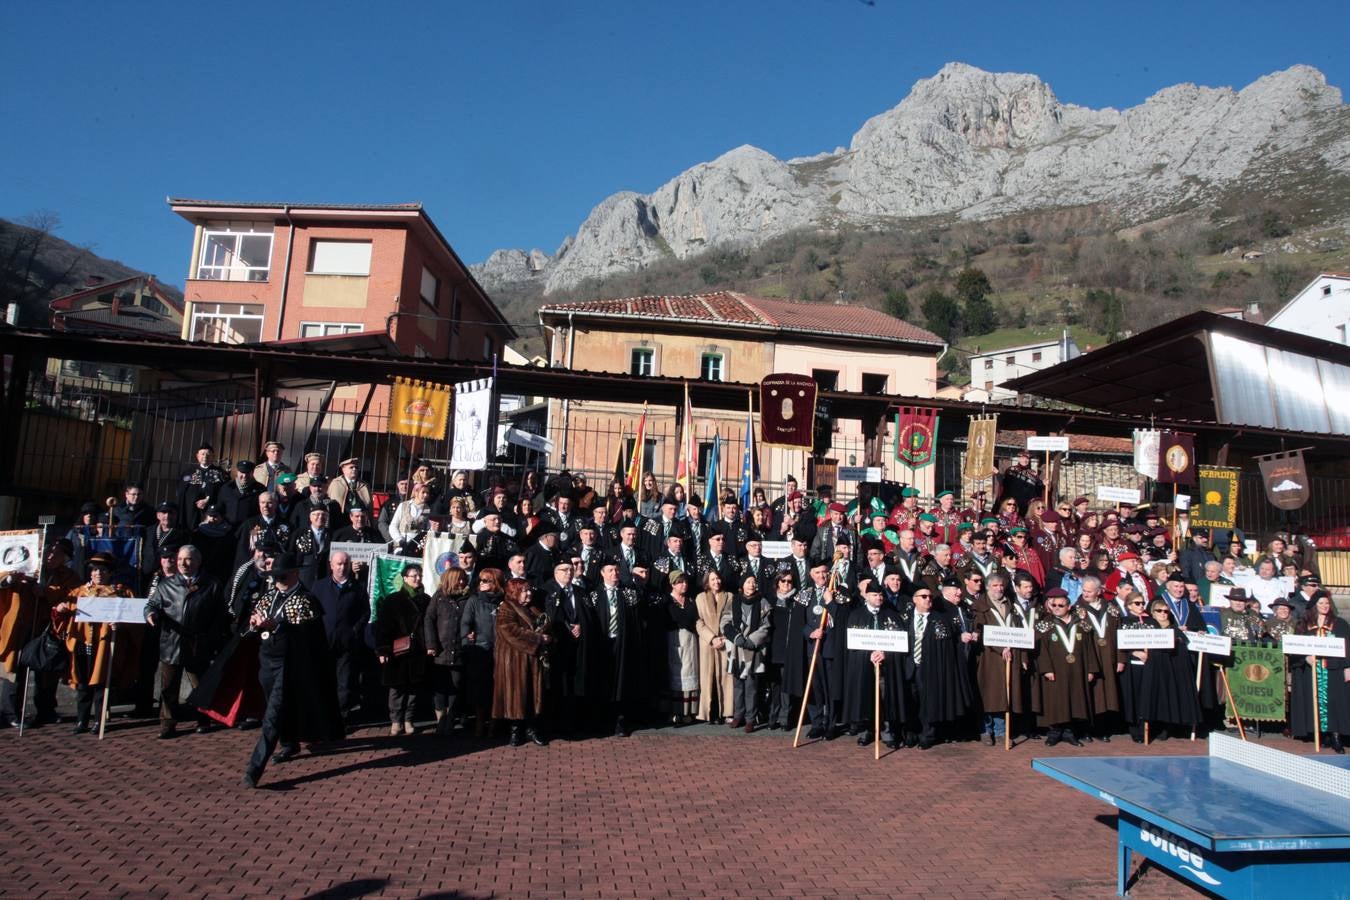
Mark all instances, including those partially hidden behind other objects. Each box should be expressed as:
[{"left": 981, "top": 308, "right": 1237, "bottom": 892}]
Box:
[
  {"left": 392, "top": 635, "right": 412, "bottom": 656},
  {"left": 19, "top": 625, "right": 69, "bottom": 673}
]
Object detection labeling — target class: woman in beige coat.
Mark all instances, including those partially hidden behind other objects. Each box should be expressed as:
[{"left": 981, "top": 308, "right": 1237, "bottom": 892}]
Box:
[{"left": 695, "top": 570, "right": 733, "bottom": 723}]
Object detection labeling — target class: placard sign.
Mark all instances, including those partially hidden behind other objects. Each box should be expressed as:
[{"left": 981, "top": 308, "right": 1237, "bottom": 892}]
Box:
[
  {"left": 331, "top": 541, "right": 382, "bottom": 567},
  {"left": 1184, "top": 632, "right": 1232, "bottom": 655},
  {"left": 1175, "top": 494, "right": 1192, "bottom": 511},
  {"left": 1096, "top": 486, "right": 1141, "bottom": 505},
  {"left": 837, "top": 466, "right": 882, "bottom": 483},
  {"left": 760, "top": 540, "right": 792, "bottom": 559},
  {"left": 1282, "top": 635, "right": 1347, "bottom": 658},
  {"left": 75, "top": 596, "right": 148, "bottom": 624},
  {"left": 1116, "top": 629, "right": 1176, "bottom": 650},
  {"left": 1027, "top": 435, "right": 1070, "bottom": 453},
  {"left": 981, "top": 625, "right": 1036, "bottom": 650},
  {"left": 846, "top": 629, "right": 909, "bottom": 653}
]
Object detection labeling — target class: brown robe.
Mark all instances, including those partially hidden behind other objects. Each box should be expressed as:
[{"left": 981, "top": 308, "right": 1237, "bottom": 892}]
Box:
[
  {"left": 1034, "top": 616, "right": 1100, "bottom": 726},
  {"left": 0, "top": 567, "right": 81, "bottom": 672},
  {"left": 491, "top": 600, "right": 549, "bottom": 720},
  {"left": 1076, "top": 601, "right": 1122, "bottom": 714},
  {"left": 973, "top": 598, "right": 1028, "bottom": 714},
  {"left": 694, "top": 590, "right": 733, "bottom": 721},
  {"left": 53, "top": 582, "right": 142, "bottom": 688}
]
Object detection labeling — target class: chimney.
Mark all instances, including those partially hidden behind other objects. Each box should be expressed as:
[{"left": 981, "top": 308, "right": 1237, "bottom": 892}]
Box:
[
  {"left": 1245, "top": 301, "right": 1261, "bottom": 319},
  {"left": 85, "top": 275, "right": 104, "bottom": 287}
]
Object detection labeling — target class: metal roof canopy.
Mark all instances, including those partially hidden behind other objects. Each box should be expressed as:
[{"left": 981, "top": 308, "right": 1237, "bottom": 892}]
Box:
[
  {"left": 5, "top": 325, "right": 1350, "bottom": 456},
  {"left": 1002, "top": 311, "right": 1350, "bottom": 435}
]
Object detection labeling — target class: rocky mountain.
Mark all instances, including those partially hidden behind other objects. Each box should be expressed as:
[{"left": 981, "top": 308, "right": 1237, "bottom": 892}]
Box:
[{"left": 474, "top": 63, "right": 1350, "bottom": 294}]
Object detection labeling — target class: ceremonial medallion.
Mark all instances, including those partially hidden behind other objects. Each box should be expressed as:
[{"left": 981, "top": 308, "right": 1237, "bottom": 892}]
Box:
[
  {"left": 1064, "top": 653, "right": 1076, "bottom": 663},
  {"left": 812, "top": 604, "right": 825, "bottom": 616},
  {"left": 1097, "top": 638, "right": 1107, "bottom": 646}
]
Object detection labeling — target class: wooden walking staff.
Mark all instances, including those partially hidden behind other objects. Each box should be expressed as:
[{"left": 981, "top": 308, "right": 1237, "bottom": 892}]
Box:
[
  {"left": 1217, "top": 665, "right": 1247, "bottom": 742},
  {"left": 793, "top": 548, "right": 846, "bottom": 748},
  {"left": 1004, "top": 656, "right": 1012, "bottom": 751},
  {"left": 874, "top": 662, "right": 881, "bottom": 760},
  {"left": 98, "top": 625, "right": 117, "bottom": 740},
  {"left": 1191, "top": 650, "right": 1204, "bottom": 742}
]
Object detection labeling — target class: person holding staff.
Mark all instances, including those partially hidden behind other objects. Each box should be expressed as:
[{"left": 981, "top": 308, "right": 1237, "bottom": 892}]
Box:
[
  {"left": 901, "top": 586, "right": 970, "bottom": 749},
  {"left": 973, "top": 572, "right": 1028, "bottom": 747},
  {"left": 843, "top": 583, "right": 908, "bottom": 749},
  {"left": 1289, "top": 595, "right": 1349, "bottom": 754},
  {"left": 51, "top": 552, "right": 138, "bottom": 735}
]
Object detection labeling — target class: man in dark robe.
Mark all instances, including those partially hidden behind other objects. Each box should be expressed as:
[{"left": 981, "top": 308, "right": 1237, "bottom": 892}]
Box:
[
  {"left": 524, "top": 525, "right": 564, "bottom": 588},
  {"left": 542, "top": 561, "right": 586, "bottom": 734},
  {"left": 997, "top": 449, "right": 1043, "bottom": 516},
  {"left": 1034, "top": 587, "right": 1100, "bottom": 746},
  {"left": 901, "top": 586, "right": 971, "bottom": 748},
  {"left": 842, "top": 584, "right": 910, "bottom": 749},
  {"left": 217, "top": 461, "right": 263, "bottom": 531},
  {"left": 799, "top": 561, "right": 848, "bottom": 740},
  {"left": 580, "top": 562, "right": 646, "bottom": 736},
  {"left": 177, "top": 443, "right": 228, "bottom": 531},
  {"left": 240, "top": 552, "right": 343, "bottom": 788}
]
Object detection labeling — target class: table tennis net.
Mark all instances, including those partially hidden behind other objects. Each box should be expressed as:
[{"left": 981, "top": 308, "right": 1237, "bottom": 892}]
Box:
[{"left": 1209, "top": 733, "right": 1350, "bottom": 801}]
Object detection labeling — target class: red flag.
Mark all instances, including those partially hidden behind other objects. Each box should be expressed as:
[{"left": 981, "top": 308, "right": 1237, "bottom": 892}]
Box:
[
  {"left": 674, "top": 385, "right": 695, "bottom": 494},
  {"left": 895, "top": 406, "right": 939, "bottom": 469},
  {"left": 759, "top": 374, "right": 816, "bottom": 449}
]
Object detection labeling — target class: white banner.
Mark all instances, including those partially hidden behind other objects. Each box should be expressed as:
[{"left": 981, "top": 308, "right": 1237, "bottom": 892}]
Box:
[
  {"left": 1027, "top": 435, "right": 1069, "bottom": 452},
  {"left": 330, "top": 541, "right": 382, "bottom": 567},
  {"left": 1184, "top": 632, "right": 1232, "bottom": 655},
  {"left": 1116, "top": 629, "right": 1177, "bottom": 650},
  {"left": 846, "top": 629, "right": 909, "bottom": 653},
  {"left": 1282, "top": 634, "right": 1347, "bottom": 658},
  {"left": 423, "top": 531, "right": 463, "bottom": 581},
  {"left": 449, "top": 377, "right": 494, "bottom": 470},
  {"left": 760, "top": 540, "right": 792, "bottom": 559},
  {"left": 75, "top": 595, "right": 147, "bottom": 624},
  {"left": 1227, "top": 573, "right": 1295, "bottom": 614},
  {"left": 1133, "top": 429, "right": 1160, "bottom": 480},
  {"left": 837, "top": 466, "right": 882, "bottom": 483},
  {"left": 982, "top": 625, "right": 1036, "bottom": 650},
  {"left": 0, "top": 529, "right": 42, "bottom": 576},
  {"left": 1097, "top": 485, "right": 1141, "bottom": 505},
  {"left": 1175, "top": 494, "right": 1191, "bottom": 511}
]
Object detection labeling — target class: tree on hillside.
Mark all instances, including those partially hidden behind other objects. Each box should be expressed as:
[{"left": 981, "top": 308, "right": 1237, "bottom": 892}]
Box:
[
  {"left": 954, "top": 266, "right": 996, "bottom": 335},
  {"left": 921, "top": 287, "right": 961, "bottom": 342},
  {"left": 1083, "top": 288, "right": 1124, "bottom": 341},
  {"left": 0, "top": 212, "right": 88, "bottom": 324},
  {"left": 882, "top": 288, "right": 910, "bottom": 321}
]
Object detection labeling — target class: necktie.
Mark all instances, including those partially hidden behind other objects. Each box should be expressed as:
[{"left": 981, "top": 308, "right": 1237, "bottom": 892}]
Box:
[{"left": 914, "top": 614, "right": 926, "bottom": 665}]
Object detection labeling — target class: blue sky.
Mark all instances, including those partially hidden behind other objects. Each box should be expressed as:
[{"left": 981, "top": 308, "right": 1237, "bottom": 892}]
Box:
[{"left": 2, "top": 1, "right": 1344, "bottom": 287}]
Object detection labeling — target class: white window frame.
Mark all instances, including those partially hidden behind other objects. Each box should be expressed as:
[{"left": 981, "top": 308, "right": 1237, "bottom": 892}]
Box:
[
  {"left": 298, "top": 321, "right": 363, "bottom": 339},
  {"left": 631, "top": 347, "right": 655, "bottom": 376},
  {"left": 420, "top": 266, "right": 439, "bottom": 309},
  {"left": 189, "top": 302, "right": 265, "bottom": 344},
  {"left": 700, "top": 352, "right": 724, "bottom": 382},
  {"left": 196, "top": 224, "right": 273, "bottom": 282},
  {"left": 308, "top": 240, "right": 372, "bottom": 276}
]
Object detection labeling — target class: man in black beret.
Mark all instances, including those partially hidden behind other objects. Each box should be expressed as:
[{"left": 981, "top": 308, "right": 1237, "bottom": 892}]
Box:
[{"left": 217, "top": 460, "right": 263, "bottom": 530}]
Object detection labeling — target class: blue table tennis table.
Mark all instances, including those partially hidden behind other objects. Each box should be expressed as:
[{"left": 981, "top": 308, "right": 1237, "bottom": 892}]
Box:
[{"left": 1034, "top": 735, "right": 1350, "bottom": 898}]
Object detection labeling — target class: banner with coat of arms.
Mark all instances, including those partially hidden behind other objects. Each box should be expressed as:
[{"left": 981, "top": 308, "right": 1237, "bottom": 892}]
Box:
[
  {"left": 1133, "top": 429, "right": 1160, "bottom": 480},
  {"left": 894, "top": 406, "right": 939, "bottom": 469},
  {"left": 1225, "top": 642, "right": 1286, "bottom": 722},
  {"left": 389, "top": 377, "right": 452, "bottom": 439},
  {"left": 422, "top": 531, "right": 463, "bottom": 584},
  {"left": 1155, "top": 430, "right": 1196, "bottom": 485},
  {"left": 1191, "top": 466, "right": 1239, "bottom": 528},
  {"left": 759, "top": 374, "right": 816, "bottom": 449},
  {"left": 962, "top": 414, "right": 998, "bottom": 481}
]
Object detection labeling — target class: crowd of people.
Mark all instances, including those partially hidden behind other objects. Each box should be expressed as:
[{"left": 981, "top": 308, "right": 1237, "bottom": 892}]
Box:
[{"left": 0, "top": 441, "right": 1346, "bottom": 789}]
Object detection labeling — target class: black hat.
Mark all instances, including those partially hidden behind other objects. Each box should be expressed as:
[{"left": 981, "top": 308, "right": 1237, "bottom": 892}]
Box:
[
  {"left": 554, "top": 488, "right": 575, "bottom": 503},
  {"left": 157, "top": 501, "right": 176, "bottom": 514},
  {"left": 685, "top": 494, "right": 702, "bottom": 509},
  {"left": 270, "top": 552, "right": 299, "bottom": 574},
  {"left": 1298, "top": 574, "right": 1321, "bottom": 587},
  {"left": 197, "top": 442, "right": 214, "bottom": 453},
  {"left": 235, "top": 460, "right": 253, "bottom": 474},
  {"left": 1270, "top": 597, "right": 1294, "bottom": 610},
  {"left": 51, "top": 537, "right": 74, "bottom": 556},
  {"left": 1226, "top": 588, "right": 1250, "bottom": 601},
  {"left": 577, "top": 521, "right": 598, "bottom": 534},
  {"left": 535, "top": 522, "right": 558, "bottom": 539},
  {"left": 308, "top": 474, "right": 328, "bottom": 486},
  {"left": 79, "top": 501, "right": 100, "bottom": 515},
  {"left": 204, "top": 504, "right": 223, "bottom": 517},
  {"left": 87, "top": 552, "right": 117, "bottom": 569},
  {"left": 254, "top": 538, "right": 281, "bottom": 553},
  {"left": 1165, "top": 571, "right": 1186, "bottom": 583},
  {"left": 458, "top": 540, "right": 476, "bottom": 555},
  {"left": 882, "top": 565, "right": 901, "bottom": 578},
  {"left": 939, "top": 574, "right": 962, "bottom": 589},
  {"left": 620, "top": 496, "right": 637, "bottom": 511},
  {"left": 158, "top": 544, "right": 179, "bottom": 560}
]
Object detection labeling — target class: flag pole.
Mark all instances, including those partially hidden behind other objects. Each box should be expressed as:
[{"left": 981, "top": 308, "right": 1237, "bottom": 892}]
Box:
[{"left": 747, "top": 389, "right": 755, "bottom": 507}]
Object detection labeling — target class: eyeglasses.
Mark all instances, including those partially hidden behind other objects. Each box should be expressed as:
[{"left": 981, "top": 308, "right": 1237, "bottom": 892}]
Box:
[
  {"left": 1128, "top": 600, "right": 1146, "bottom": 607},
  {"left": 1150, "top": 608, "right": 1169, "bottom": 615},
  {"left": 912, "top": 592, "right": 932, "bottom": 599},
  {"left": 1047, "top": 603, "right": 1068, "bottom": 610}
]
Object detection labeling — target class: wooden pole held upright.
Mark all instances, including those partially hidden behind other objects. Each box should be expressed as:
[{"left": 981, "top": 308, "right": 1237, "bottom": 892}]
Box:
[
  {"left": 98, "top": 627, "right": 117, "bottom": 741},
  {"left": 1043, "top": 450, "right": 1050, "bottom": 504},
  {"left": 1144, "top": 720, "right": 1150, "bottom": 745},
  {"left": 1004, "top": 657, "right": 1012, "bottom": 751},
  {"left": 1191, "top": 650, "right": 1204, "bottom": 741},
  {"left": 874, "top": 662, "right": 881, "bottom": 761}
]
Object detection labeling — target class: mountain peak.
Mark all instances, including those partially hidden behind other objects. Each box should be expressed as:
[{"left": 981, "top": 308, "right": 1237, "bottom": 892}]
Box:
[{"left": 472, "top": 63, "right": 1345, "bottom": 294}]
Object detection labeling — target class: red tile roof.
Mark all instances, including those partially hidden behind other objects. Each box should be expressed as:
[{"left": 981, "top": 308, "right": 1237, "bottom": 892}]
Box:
[
  {"left": 540, "top": 290, "right": 943, "bottom": 346},
  {"left": 996, "top": 429, "right": 1133, "bottom": 455}
]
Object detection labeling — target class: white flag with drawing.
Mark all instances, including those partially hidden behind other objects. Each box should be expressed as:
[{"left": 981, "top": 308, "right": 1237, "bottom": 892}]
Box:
[{"left": 449, "top": 377, "right": 494, "bottom": 470}]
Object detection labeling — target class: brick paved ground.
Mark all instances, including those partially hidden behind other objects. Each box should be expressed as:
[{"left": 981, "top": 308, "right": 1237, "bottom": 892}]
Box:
[{"left": 0, "top": 708, "right": 1306, "bottom": 899}]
